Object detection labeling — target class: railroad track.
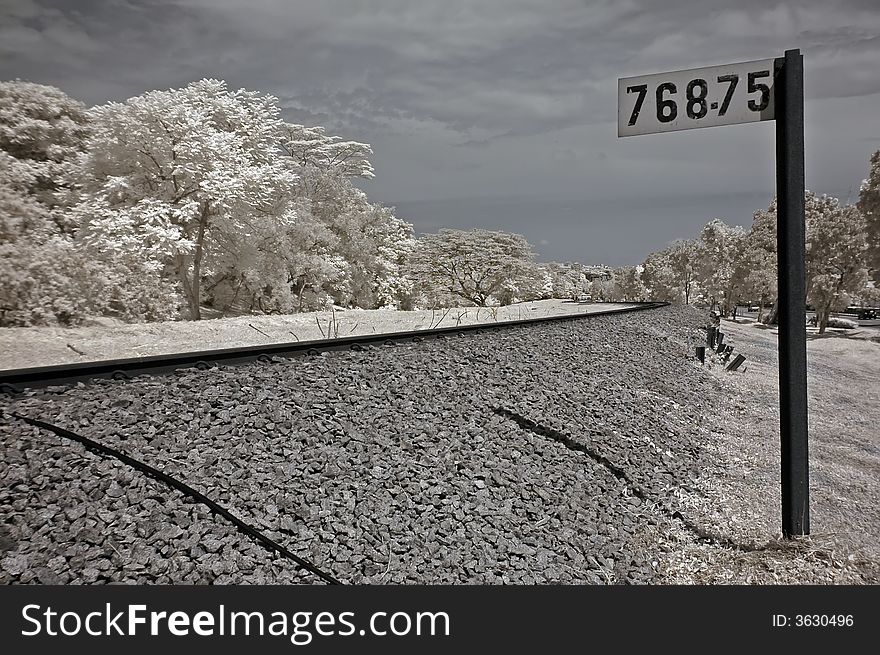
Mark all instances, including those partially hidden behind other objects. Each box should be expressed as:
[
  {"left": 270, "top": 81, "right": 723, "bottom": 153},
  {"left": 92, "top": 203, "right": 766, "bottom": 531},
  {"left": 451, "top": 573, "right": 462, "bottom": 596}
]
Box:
[{"left": 0, "top": 301, "right": 667, "bottom": 392}]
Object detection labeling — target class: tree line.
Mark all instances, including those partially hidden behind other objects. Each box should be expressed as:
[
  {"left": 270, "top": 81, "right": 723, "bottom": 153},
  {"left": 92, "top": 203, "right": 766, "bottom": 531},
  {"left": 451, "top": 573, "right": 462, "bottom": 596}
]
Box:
[
  {"left": 0, "top": 79, "right": 560, "bottom": 326},
  {"left": 612, "top": 185, "right": 879, "bottom": 333},
  {"left": 2, "top": 79, "right": 877, "bottom": 332}
]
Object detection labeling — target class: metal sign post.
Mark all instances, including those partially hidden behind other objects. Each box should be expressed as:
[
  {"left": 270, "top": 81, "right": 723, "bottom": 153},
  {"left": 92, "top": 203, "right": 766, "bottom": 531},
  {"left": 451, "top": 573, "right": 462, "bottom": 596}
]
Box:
[
  {"left": 774, "top": 49, "right": 809, "bottom": 537},
  {"left": 618, "top": 49, "right": 809, "bottom": 537}
]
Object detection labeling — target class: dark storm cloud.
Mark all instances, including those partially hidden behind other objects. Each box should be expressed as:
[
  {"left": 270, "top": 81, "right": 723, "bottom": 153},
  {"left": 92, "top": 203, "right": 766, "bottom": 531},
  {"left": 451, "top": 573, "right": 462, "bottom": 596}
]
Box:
[{"left": 2, "top": 0, "right": 879, "bottom": 264}]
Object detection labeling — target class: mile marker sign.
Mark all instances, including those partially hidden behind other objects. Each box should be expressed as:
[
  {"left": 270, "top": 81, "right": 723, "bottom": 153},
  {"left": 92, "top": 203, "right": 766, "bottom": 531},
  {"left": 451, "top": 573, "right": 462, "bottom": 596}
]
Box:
[
  {"left": 618, "top": 58, "right": 775, "bottom": 136},
  {"left": 618, "top": 50, "right": 810, "bottom": 538}
]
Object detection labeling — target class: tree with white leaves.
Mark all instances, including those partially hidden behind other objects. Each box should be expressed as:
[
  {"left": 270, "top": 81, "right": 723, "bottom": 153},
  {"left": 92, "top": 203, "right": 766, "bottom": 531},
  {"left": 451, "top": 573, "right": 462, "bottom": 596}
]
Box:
[
  {"left": 612, "top": 266, "right": 645, "bottom": 301},
  {"left": 545, "top": 262, "right": 592, "bottom": 300},
  {"left": 0, "top": 81, "right": 96, "bottom": 326},
  {"left": 857, "top": 149, "right": 880, "bottom": 284},
  {"left": 205, "top": 121, "right": 413, "bottom": 314},
  {"left": 590, "top": 277, "right": 614, "bottom": 301},
  {"left": 71, "top": 79, "right": 297, "bottom": 320},
  {"left": 407, "top": 229, "right": 538, "bottom": 307},
  {"left": 731, "top": 192, "right": 869, "bottom": 329},
  {"left": 0, "top": 80, "right": 90, "bottom": 211},
  {"left": 641, "top": 239, "right": 697, "bottom": 303},
  {"left": 274, "top": 122, "right": 415, "bottom": 310},
  {"left": 805, "top": 198, "right": 869, "bottom": 333},
  {"left": 735, "top": 204, "right": 777, "bottom": 323},
  {"left": 695, "top": 218, "right": 746, "bottom": 317},
  {"left": 279, "top": 123, "right": 374, "bottom": 202},
  {"left": 328, "top": 203, "right": 415, "bottom": 309},
  {"left": 0, "top": 152, "right": 89, "bottom": 325},
  {"left": 537, "top": 266, "right": 555, "bottom": 300}
]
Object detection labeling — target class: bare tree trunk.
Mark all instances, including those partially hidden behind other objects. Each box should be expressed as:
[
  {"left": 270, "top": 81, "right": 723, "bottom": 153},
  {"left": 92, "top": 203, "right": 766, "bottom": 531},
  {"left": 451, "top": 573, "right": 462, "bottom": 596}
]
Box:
[
  {"left": 175, "top": 253, "right": 194, "bottom": 317},
  {"left": 225, "top": 275, "right": 243, "bottom": 317},
  {"left": 187, "top": 204, "right": 210, "bottom": 321},
  {"left": 764, "top": 299, "right": 779, "bottom": 325},
  {"left": 757, "top": 293, "right": 765, "bottom": 323},
  {"left": 818, "top": 306, "right": 831, "bottom": 334}
]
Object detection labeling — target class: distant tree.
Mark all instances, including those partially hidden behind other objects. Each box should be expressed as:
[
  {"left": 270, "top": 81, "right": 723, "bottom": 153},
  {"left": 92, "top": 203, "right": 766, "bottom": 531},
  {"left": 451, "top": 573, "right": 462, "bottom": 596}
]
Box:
[
  {"left": 806, "top": 200, "right": 869, "bottom": 333},
  {"left": 495, "top": 260, "right": 546, "bottom": 305},
  {"left": 0, "top": 82, "right": 96, "bottom": 326},
  {"left": 408, "top": 229, "right": 538, "bottom": 307},
  {"left": 667, "top": 239, "right": 699, "bottom": 304},
  {"left": 328, "top": 203, "right": 415, "bottom": 309},
  {"left": 591, "top": 277, "right": 614, "bottom": 301},
  {"left": 736, "top": 204, "right": 777, "bottom": 323},
  {"left": 612, "top": 266, "right": 644, "bottom": 301},
  {"left": 0, "top": 80, "right": 90, "bottom": 210},
  {"left": 641, "top": 239, "right": 697, "bottom": 303},
  {"left": 857, "top": 150, "right": 880, "bottom": 284},
  {"left": 545, "top": 262, "right": 588, "bottom": 300},
  {"left": 279, "top": 123, "right": 374, "bottom": 202},
  {"left": 535, "top": 266, "right": 555, "bottom": 300},
  {"left": 748, "top": 192, "right": 871, "bottom": 330},
  {"left": 695, "top": 218, "right": 746, "bottom": 316},
  {"left": 70, "top": 79, "right": 297, "bottom": 319}
]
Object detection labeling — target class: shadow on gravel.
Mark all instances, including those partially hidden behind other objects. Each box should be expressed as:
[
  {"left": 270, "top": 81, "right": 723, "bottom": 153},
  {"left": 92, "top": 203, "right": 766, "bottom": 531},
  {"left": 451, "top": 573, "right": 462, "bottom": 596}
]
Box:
[
  {"left": 10, "top": 412, "right": 342, "bottom": 585},
  {"left": 493, "top": 406, "right": 776, "bottom": 555}
]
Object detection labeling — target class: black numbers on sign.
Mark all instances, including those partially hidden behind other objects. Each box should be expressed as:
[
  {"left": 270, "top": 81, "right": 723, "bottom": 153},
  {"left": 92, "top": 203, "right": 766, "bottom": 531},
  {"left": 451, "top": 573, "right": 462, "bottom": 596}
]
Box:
[
  {"left": 656, "top": 82, "right": 677, "bottom": 123},
  {"left": 625, "top": 68, "right": 772, "bottom": 127},
  {"left": 626, "top": 84, "right": 647, "bottom": 126},
  {"left": 716, "top": 74, "right": 738, "bottom": 116},
  {"left": 748, "top": 70, "right": 771, "bottom": 111},
  {"left": 686, "top": 78, "right": 708, "bottom": 119}
]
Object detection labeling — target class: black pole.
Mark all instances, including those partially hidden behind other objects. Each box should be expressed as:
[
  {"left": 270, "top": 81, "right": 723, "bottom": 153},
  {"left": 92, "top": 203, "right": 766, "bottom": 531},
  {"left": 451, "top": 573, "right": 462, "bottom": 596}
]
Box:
[{"left": 775, "top": 49, "right": 809, "bottom": 537}]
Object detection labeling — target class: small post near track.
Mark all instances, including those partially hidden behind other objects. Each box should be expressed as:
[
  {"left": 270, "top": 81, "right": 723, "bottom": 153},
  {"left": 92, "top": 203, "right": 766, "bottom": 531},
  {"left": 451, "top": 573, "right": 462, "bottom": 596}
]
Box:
[{"left": 618, "top": 49, "right": 809, "bottom": 537}]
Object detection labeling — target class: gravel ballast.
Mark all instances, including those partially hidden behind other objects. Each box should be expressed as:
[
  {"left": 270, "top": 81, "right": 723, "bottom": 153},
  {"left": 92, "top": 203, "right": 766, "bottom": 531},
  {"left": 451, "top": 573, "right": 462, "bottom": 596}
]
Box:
[{"left": 1, "top": 305, "right": 874, "bottom": 584}]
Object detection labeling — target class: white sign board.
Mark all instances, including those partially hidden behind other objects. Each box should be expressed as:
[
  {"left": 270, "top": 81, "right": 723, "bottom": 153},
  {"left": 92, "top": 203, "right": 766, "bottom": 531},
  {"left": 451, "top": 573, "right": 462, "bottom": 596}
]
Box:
[{"left": 618, "top": 58, "right": 776, "bottom": 137}]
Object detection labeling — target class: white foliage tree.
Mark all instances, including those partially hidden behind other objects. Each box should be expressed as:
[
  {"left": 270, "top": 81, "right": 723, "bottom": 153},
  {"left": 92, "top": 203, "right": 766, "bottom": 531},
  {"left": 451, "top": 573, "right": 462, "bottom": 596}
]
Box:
[
  {"left": 0, "top": 80, "right": 90, "bottom": 211},
  {"left": 327, "top": 203, "right": 415, "bottom": 309},
  {"left": 407, "top": 229, "right": 539, "bottom": 307},
  {"left": 545, "top": 262, "right": 589, "bottom": 300},
  {"left": 641, "top": 239, "right": 697, "bottom": 303},
  {"left": 0, "top": 81, "right": 95, "bottom": 326},
  {"left": 71, "top": 79, "right": 297, "bottom": 320},
  {"left": 748, "top": 192, "right": 869, "bottom": 329},
  {"left": 537, "top": 266, "right": 554, "bottom": 300},
  {"left": 0, "top": 153, "right": 90, "bottom": 325},
  {"left": 612, "top": 266, "right": 645, "bottom": 301},
  {"left": 695, "top": 218, "right": 746, "bottom": 316},
  {"left": 857, "top": 150, "right": 880, "bottom": 284},
  {"left": 277, "top": 122, "right": 417, "bottom": 310},
  {"left": 805, "top": 197, "right": 869, "bottom": 333},
  {"left": 735, "top": 204, "right": 777, "bottom": 323},
  {"left": 279, "top": 123, "right": 374, "bottom": 201},
  {"left": 205, "top": 203, "right": 337, "bottom": 314}
]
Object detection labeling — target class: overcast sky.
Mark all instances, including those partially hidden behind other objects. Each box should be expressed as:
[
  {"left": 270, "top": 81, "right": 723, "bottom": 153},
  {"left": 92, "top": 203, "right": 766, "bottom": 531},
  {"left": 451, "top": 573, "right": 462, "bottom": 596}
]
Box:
[{"left": 2, "top": 0, "right": 879, "bottom": 265}]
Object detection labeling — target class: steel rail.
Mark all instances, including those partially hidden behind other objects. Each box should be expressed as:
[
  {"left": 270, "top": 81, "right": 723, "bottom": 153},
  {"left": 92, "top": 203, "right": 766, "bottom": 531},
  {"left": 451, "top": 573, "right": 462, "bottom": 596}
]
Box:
[{"left": 0, "top": 302, "right": 668, "bottom": 392}]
